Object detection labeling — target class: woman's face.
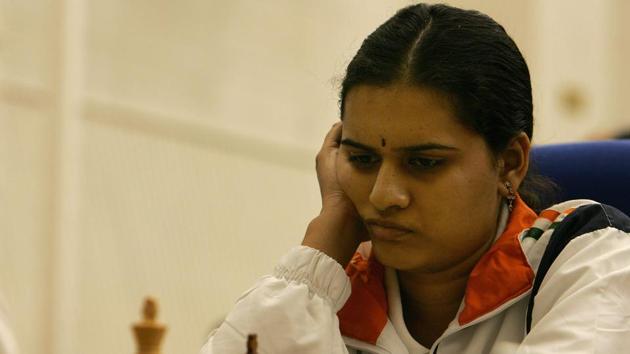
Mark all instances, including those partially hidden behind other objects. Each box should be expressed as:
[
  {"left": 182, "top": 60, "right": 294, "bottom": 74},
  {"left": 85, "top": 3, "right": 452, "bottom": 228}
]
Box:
[{"left": 338, "top": 84, "right": 503, "bottom": 273}]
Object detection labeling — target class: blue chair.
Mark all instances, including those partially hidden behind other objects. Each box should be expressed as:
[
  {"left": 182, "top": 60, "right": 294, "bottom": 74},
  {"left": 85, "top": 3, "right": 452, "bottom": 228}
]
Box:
[{"left": 530, "top": 140, "right": 630, "bottom": 216}]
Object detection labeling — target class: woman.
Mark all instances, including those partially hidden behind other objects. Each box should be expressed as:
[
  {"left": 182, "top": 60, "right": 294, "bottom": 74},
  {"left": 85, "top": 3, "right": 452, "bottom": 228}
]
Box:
[{"left": 202, "top": 4, "right": 630, "bottom": 353}]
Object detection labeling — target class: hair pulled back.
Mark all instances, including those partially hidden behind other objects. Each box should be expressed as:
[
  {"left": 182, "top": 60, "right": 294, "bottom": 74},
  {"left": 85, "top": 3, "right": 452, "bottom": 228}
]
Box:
[{"left": 339, "top": 3, "right": 555, "bottom": 211}]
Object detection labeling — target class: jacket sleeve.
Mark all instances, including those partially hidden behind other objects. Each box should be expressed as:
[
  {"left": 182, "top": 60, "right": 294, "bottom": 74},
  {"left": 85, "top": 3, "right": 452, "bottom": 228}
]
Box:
[
  {"left": 516, "top": 226, "right": 630, "bottom": 353},
  {"left": 200, "top": 246, "right": 352, "bottom": 354}
]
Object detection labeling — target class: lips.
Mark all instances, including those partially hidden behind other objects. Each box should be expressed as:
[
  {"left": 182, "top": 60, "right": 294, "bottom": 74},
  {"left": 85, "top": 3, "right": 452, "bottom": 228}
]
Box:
[{"left": 365, "top": 219, "right": 413, "bottom": 241}]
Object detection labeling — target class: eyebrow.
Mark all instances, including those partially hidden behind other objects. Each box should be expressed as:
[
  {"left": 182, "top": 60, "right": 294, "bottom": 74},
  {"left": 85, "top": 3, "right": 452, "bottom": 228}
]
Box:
[{"left": 340, "top": 138, "right": 459, "bottom": 153}]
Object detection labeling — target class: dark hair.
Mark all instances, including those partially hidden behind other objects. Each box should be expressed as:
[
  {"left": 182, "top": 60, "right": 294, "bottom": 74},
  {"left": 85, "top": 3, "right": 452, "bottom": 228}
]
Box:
[{"left": 339, "top": 3, "right": 557, "bottom": 211}]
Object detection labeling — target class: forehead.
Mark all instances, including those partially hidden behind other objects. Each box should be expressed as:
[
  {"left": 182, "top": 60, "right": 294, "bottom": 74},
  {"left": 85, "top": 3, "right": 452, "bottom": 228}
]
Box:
[{"left": 343, "top": 84, "right": 475, "bottom": 146}]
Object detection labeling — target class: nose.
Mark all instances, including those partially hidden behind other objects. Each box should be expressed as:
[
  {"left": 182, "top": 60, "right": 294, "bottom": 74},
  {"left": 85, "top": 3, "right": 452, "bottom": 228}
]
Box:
[{"left": 369, "top": 162, "right": 411, "bottom": 213}]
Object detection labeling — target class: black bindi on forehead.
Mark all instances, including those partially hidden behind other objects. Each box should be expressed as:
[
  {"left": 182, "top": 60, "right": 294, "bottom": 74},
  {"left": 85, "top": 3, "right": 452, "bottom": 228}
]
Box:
[{"left": 381, "top": 137, "right": 386, "bottom": 147}]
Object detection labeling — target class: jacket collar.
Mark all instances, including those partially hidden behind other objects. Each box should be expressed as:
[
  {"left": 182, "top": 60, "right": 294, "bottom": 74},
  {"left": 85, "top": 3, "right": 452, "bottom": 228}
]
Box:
[
  {"left": 457, "top": 196, "right": 537, "bottom": 324},
  {"left": 338, "top": 195, "right": 537, "bottom": 344}
]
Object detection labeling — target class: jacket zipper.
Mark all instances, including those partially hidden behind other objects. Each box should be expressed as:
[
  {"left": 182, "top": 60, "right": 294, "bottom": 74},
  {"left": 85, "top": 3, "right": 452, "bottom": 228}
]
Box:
[
  {"left": 427, "top": 290, "right": 532, "bottom": 353},
  {"left": 344, "top": 336, "right": 392, "bottom": 354}
]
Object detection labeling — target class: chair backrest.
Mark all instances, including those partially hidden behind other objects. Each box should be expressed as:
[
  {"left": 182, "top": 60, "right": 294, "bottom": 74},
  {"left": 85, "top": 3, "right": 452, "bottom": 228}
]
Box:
[{"left": 530, "top": 140, "right": 630, "bottom": 216}]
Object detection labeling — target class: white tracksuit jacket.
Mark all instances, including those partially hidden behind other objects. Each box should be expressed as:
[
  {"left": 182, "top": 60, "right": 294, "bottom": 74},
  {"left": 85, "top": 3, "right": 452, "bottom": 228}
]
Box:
[{"left": 202, "top": 197, "right": 630, "bottom": 353}]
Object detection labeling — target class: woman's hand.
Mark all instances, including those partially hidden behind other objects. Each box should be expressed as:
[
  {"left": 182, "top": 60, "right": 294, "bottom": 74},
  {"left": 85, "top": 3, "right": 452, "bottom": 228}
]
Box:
[
  {"left": 316, "top": 122, "right": 355, "bottom": 212},
  {"left": 302, "top": 122, "right": 367, "bottom": 267}
]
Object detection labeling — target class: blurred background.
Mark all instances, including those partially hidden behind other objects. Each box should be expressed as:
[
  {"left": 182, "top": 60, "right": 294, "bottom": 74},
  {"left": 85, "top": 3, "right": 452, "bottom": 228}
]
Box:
[{"left": 0, "top": 0, "right": 628, "bottom": 353}]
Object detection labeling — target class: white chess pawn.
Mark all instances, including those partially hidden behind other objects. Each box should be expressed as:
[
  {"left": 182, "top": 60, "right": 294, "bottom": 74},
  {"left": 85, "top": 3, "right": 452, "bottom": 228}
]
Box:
[{"left": 133, "top": 297, "right": 167, "bottom": 354}]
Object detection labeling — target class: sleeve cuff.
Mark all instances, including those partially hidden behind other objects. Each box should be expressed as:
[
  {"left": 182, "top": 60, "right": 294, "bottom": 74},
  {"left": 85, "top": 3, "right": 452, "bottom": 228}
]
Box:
[{"left": 273, "top": 246, "right": 352, "bottom": 312}]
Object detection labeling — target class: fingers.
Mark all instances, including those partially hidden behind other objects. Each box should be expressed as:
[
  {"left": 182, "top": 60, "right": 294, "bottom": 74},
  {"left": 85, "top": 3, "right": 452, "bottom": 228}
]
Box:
[
  {"left": 316, "top": 121, "right": 342, "bottom": 172},
  {"left": 322, "top": 122, "right": 343, "bottom": 150}
]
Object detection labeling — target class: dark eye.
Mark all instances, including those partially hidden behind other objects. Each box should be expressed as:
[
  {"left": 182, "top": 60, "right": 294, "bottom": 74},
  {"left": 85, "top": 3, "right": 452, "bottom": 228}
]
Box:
[
  {"left": 348, "top": 154, "right": 380, "bottom": 168},
  {"left": 408, "top": 157, "right": 443, "bottom": 169}
]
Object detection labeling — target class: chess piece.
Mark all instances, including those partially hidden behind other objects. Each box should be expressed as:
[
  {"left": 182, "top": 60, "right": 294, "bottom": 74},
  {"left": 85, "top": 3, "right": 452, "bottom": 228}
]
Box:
[
  {"left": 246, "top": 334, "right": 258, "bottom": 354},
  {"left": 132, "top": 297, "right": 167, "bottom": 354}
]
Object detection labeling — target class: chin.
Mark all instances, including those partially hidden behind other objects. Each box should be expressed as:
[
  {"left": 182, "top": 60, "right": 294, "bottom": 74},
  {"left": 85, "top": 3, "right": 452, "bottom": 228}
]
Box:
[{"left": 371, "top": 240, "right": 429, "bottom": 271}]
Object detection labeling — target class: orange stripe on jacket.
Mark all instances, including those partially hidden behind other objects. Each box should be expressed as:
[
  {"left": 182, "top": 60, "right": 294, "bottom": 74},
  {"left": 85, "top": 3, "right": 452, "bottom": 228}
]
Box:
[
  {"left": 539, "top": 209, "right": 561, "bottom": 223},
  {"left": 338, "top": 252, "right": 388, "bottom": 345}
]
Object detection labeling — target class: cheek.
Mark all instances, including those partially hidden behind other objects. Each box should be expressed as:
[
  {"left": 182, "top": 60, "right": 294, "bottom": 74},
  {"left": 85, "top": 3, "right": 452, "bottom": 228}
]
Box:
[
  {"left": 448, "top": 153, "right": 500, "bottom": 206},
  {"left": 336, "top": 155, "right": 371, "bottom": 205},
  {"left": 448, "top": 170, "right": 500, "bottom": 236},
  {"left": 422, "top": 163, "right": 500, "bottom": 244},
  {"left": 336, "top": 154, "right": 356, "bottom": 194},
  {"left": 449, "top": 171, "right": 498, "bottom": 222}
]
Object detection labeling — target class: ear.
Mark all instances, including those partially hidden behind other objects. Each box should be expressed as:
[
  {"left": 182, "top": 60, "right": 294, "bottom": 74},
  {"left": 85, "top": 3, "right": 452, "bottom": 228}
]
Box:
[{"left": 497, "top": 132, "right": 531, "bottom": 197}]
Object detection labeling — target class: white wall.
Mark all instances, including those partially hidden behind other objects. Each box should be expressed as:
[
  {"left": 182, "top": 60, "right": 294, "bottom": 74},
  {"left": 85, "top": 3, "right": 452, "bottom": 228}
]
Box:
[
  {"left": 531, "top": 0, "right": 618, "bottom": 143},
  {"left": 0, "top": 1, "right": 628, "bottom": 354}
]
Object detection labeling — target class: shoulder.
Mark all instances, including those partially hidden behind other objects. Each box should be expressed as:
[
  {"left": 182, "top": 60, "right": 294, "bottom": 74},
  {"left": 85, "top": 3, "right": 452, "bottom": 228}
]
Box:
[
  {"left": 538, "top": 200, "right": 630, "bottom": 271},
  {"left": 527, "top": 200, "right": 630, "bottom": 331},
  {"left": 523, "top": 200, "right": 630, "bottom": 350},
  {"left": 535, "top": 199, "right": 630, "bottom": 284},
  {"left": 523, "top": 199, "right": 630, "bottom": 279},
  {"left": 549, "top": 200, "right": 630, "bottom": 240}
]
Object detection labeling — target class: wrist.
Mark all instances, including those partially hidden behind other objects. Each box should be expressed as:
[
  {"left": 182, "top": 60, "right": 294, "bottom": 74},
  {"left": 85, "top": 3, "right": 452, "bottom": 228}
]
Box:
[{"left": 302, "top": 209, "right": 364, "bottom": 267}]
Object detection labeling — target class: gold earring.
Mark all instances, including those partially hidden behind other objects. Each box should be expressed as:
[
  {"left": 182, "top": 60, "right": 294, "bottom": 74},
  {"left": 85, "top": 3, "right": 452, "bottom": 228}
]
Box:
[{"left": 505, "top": 181, "right": 516, "bottom": 212}]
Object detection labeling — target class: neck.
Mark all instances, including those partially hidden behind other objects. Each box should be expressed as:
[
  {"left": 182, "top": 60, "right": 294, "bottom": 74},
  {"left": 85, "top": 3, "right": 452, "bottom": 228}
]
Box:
[{"left": 397, "top": 228, "right": 496, "bottom": 348}]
